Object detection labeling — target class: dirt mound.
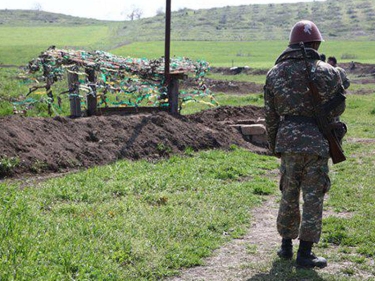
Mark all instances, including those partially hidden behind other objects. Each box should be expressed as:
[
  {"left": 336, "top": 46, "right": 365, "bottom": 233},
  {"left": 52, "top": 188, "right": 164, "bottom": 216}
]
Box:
[
  {"left": 0, "top": 105, "right": 267, "bottom": 179},
  {"left": 340, "top": 62, "right": 375, "bottom": 87},
  {"left": 189, "top": 104, "right": 264, "bottom": 124},
  {"left": 206, "top": 79, "right": 263, "bottom": 94},
  {"left": 181, "top": 78, "right": 263, "bottom": 94},
  {"left": 342, "top": 62, "right": 375, "bottom": 75},
  {"left": 210, "top": 67, "right": 269, "bottom": 76}
]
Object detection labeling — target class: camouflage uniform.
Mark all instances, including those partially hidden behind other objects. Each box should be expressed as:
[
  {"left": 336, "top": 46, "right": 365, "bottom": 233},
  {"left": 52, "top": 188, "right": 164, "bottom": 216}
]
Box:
[
  {"left": 264, "top": 46, "right": 346, "bottom": 243},
  {"left": 327, "top": 57, "right": 350, "bottom": 90},
  {"left": 336, "top": 66, "right": 350, "bottom": 90}
]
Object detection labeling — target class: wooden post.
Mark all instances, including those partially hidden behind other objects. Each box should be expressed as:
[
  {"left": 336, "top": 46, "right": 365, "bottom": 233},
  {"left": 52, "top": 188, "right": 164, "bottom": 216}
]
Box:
[
  {"left": 43, "top": 63, "right": 54, "bottom": 116},
  {"left": 67, "top": 67, "right": 81, "bottom": 118},
  {"left": 168, "top": 74, "right": 180, "bottom": 115},
  {"left": 45, "top": 79, "right": 53, "bottom": 116},
  {"left": 85, "top": 68, "right": 97, "bottom": 116}
]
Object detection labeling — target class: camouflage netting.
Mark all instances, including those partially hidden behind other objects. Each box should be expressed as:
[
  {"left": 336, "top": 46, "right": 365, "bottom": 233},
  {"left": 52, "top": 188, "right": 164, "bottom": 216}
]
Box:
[{"left": 14, "top": 46, "right": 215, "bottom": 115}]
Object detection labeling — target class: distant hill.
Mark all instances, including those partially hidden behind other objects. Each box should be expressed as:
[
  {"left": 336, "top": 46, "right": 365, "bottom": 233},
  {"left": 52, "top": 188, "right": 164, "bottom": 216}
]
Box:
[
  {"left": 0, "top": 9, "right": 111, "bottom": 26},
  {"left": 115, "top": 0, "right": 375, "bottom": 42},
  {"left": 1, "top": 0, "right": 375, "bottom": 45}
]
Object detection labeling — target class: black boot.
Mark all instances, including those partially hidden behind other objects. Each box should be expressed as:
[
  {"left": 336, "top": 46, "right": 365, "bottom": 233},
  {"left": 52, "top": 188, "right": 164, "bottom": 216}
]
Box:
[
  {"left": 296, "top": 240, "right": 327, "bottom": 268},
  {"left": 277, "top": 238, "right": 293, "bottom": 259}
]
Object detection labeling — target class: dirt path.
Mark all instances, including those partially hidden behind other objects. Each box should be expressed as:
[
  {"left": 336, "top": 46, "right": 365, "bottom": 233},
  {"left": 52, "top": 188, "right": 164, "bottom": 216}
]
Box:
[
  {"left": 168, "top": 196, "right": 280, "bottom": 281},
  {"left": 168, "top": 194, "right": 371, "bottom": 281}
]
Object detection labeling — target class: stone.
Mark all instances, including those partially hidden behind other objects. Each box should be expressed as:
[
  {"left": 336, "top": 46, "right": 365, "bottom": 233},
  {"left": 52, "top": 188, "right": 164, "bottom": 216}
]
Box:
[{"left": 241, "top": 124, "right": 266, "bottom": 136}]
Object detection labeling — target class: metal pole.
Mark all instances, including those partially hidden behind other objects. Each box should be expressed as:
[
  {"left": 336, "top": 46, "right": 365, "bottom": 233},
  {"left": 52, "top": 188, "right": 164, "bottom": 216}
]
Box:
[
  {"left": 164, "top": 0, "right": 171, "bottom": 81},
  {"left": 164, "top": 0, "right": 179, "bottom": 114}
]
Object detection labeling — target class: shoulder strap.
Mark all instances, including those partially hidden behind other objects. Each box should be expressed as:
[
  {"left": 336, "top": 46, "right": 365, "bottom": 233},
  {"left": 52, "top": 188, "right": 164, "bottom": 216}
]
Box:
[
  {"left": 300, "top": 42, "right": 346, "bottom": 164},
  {"left": 310, "top": 59, "right": 346, "bottom": 115}
]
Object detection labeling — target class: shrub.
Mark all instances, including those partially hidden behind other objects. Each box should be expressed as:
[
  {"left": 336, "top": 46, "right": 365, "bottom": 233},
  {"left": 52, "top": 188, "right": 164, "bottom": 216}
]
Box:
[{"left": 0, "top": 156, "right": 20, "bottom": 177}]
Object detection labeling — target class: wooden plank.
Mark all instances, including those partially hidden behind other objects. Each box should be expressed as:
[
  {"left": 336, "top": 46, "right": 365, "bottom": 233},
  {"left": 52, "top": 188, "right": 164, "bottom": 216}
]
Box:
[{"left": 96, "top": 107, "right": 169, "bottom": 116}]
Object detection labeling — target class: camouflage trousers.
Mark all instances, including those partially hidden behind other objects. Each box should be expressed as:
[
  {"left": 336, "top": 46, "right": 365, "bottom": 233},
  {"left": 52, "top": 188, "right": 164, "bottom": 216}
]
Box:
[{"left": 277, "top": 153, "right": 331, "bottom": 243}]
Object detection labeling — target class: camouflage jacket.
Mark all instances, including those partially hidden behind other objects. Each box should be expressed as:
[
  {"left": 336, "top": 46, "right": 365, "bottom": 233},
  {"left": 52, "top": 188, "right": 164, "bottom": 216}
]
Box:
[
  {"left": 264, "top": 46, "right": 346, "bottom": 158},
  {"left": 336, "top": 66, "right": 350, "bottom": 89}
]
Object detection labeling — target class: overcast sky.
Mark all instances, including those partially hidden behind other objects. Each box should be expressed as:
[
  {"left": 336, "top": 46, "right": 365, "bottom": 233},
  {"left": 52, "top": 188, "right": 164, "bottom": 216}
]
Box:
[{"left": 0, "top": 0, "right": 326, "bottom": 21}]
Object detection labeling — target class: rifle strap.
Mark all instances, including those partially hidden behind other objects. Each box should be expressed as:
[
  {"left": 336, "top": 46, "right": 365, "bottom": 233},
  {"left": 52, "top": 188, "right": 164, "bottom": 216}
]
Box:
[
  {"left": 306, "top": 60, "right": 323, "bottom": 117},
  {"left": 307, "top": 59, "right": 345, "bottom": 116}
]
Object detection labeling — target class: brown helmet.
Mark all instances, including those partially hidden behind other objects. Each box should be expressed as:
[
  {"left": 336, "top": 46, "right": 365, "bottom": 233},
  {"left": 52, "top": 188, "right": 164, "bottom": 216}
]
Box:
[{"left": 289, "top": 20, "right": 324, "bottom": 45}]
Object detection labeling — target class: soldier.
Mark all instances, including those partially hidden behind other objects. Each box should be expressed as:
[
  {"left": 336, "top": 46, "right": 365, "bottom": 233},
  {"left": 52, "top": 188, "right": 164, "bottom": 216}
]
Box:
[
  {"left": 328, "top": 56, "right": 351, "bottom": 89},
  {"left": 264, "top": 20, "right": 346, "bottom": 268}
]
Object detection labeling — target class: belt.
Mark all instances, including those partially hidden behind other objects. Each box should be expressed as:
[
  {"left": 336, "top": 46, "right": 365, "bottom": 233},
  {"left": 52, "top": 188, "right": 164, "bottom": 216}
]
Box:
[{"left": 284, "top": 115, "right": 317, "bottom": 125}]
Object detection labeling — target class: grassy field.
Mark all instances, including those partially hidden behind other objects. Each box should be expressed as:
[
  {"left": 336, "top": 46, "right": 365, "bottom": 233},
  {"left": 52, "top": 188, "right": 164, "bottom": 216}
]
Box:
[
  {"left": 2, "top": 28, "right": 375, "bottom": 68},
  {"left": 1, "top": 37, "right": 375, "bottom": 117},
  {"left": 1, "top": 92, "right": 375, "bottom": 279},
  {"left": 0, "top": 26, "right": 112, "bottom": 65},
  {"left": 111, "top": 40, "right": 375, "bottom": 68},
  {"left": 1, "top": 148, "right": 279, "bottom": 279},
  {"left": 1, "top": 9, "right": 375, "bottom": 278}
]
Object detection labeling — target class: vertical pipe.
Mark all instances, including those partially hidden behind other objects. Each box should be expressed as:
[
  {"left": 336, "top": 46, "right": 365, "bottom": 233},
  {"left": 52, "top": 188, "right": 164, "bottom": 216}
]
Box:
[
  {"left": 165, "top": 0, "right": 178, "bottom": 114},
  {"left": 164, "top": 0, "right": 171, "bottom": 80}
]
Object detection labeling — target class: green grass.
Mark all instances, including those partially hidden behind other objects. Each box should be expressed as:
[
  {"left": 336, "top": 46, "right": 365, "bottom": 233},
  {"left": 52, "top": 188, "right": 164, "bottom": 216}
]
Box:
[
  {"left": 341, "top": 93, "right": 375, "bottom": 139},
  {"left": 2, "top": 38, "right": 375, "bottom": 117},
  {"left": 111, "top": 41, "right": 285, "bottom": 69},
  {"left": 0, "top": 68, "right": 72, "bottom": 117},
  {"left": 1, "top": 27, "right": 374, "bottom": 119},
  {"left": 313, "top": 93, "right": 375, "bottom": 279},
  {"left": 1, "top": 79, "right": 375, "bottom": 281},
  {"left": 1, "top": 92, "right": 375, "bottom": 280},
  {"left": 213, "top": 93, "right": 264, "bottom": 108},
  {"left": 180, "top": 93, "right": 264, "bottom": 115},
  {"left": 0, "top": 26, "right": 110, "bottom": 47},
  {"left": 318, "top": 140, "right": 375, "bottom": 277},
  {"left": 0, "top": 26, "right": 112, "bottom": 65},
  {"left": 111, "top": 40, "right": 375, "bottom": 68},
  {"left": 1, "top": 8, "right": 375, "bottom": 278},
  {"left": 0, "top": 148, "right": 278, "bottom": 279},
  {"left": 1, "top": 91, "right": 375, "bottom": 280}
]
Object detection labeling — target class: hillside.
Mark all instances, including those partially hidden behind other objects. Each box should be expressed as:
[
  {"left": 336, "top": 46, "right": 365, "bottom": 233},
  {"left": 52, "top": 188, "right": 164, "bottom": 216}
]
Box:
[
  {"left": 0, "top": 9, "right": 110, "bottom": 26},
  {"left": 115, "top": 0, "right": 375, "bottom": 42},
  {"left": 1, "top": 0, "right": 375, "bottom": 45}
]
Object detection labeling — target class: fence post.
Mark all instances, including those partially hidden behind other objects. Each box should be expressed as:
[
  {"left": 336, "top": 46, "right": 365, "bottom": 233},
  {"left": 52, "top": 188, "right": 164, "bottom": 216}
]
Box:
[
  {"left": 85, "top": 68, "right": 97, "bottom": 116},
  {"left": 67, "top": 67, "right": 81, "bottom": 118},
  {"left": 42, "top": 63, "right": 54, "bottom": 116},
  {"left": 168, "top": 74, "right": 180, "bottom": 115}
]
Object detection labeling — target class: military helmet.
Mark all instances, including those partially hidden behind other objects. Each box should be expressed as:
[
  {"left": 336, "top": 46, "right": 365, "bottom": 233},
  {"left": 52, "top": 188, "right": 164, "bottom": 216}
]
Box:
[{"left": 289, "top": 20, "right": 324, "bottom": 45}]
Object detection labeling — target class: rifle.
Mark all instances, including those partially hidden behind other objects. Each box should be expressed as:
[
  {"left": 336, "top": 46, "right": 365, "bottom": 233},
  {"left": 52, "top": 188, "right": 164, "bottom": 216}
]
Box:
[{"left": 300, "top": 42, "right": 346, "bottom": 164}]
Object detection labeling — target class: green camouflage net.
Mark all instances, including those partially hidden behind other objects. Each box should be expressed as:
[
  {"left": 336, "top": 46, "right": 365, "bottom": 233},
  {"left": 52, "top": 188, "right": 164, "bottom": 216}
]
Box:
[{"left": 15, "top": 46, "right": 216, "bottom": 115}]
